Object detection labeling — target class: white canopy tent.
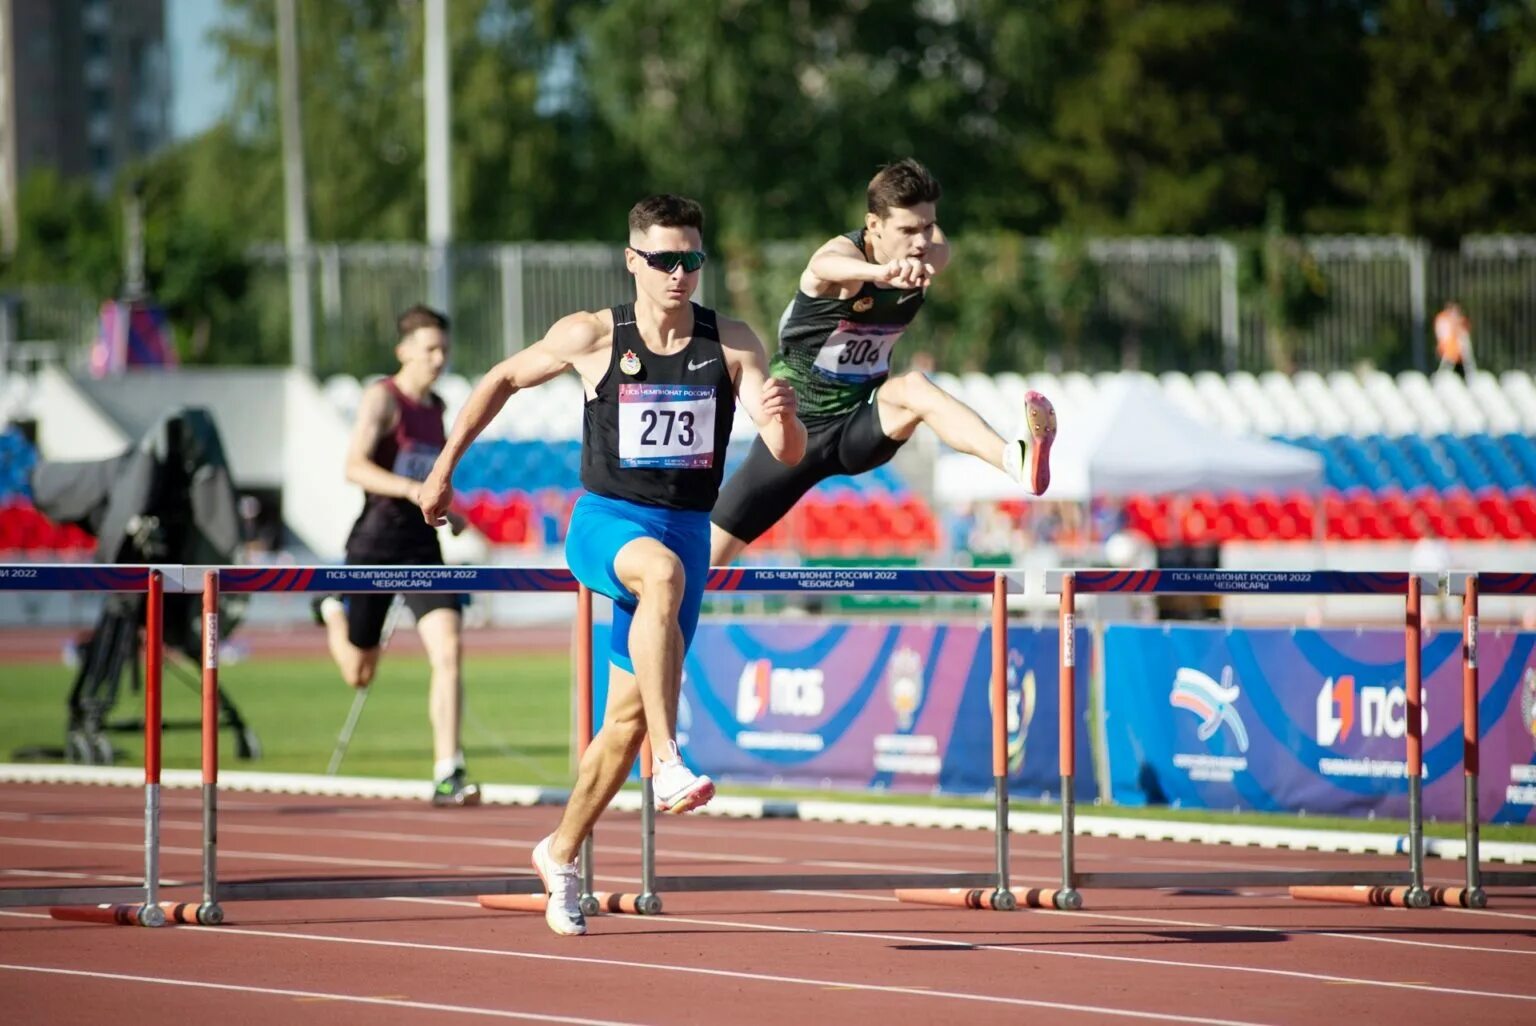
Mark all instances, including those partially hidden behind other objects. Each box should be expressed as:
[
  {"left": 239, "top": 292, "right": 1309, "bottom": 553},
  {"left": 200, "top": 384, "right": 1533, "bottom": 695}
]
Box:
[{"left": 934, "top": 373, "right": 1325, "bottom": 503}]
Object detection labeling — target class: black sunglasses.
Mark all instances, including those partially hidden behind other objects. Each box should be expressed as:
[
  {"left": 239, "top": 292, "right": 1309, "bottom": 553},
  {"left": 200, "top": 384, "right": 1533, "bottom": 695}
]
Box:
[{"left": 630, "top": 247, "right": 707, "bottom": 274}]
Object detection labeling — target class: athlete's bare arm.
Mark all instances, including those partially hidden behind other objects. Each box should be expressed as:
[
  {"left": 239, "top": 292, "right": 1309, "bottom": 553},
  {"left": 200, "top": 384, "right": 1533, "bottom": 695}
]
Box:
[
  {"left": 720, "top": 317, "right": 806, "bottom": 466},
  {"left": 801, "top": 234, "right": 940, "bottom": 298},
  {"left": 344, "top": 384, "right": 422, "bottom": 501},
  {"left": 419, "top": 311, "right": 611, "bottom": 525}
]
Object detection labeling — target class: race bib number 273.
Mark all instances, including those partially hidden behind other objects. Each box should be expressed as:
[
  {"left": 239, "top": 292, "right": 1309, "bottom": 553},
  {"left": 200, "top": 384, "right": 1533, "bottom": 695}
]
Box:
[{"left": 618, "top": 383, "right": 716, "bottom": 468}]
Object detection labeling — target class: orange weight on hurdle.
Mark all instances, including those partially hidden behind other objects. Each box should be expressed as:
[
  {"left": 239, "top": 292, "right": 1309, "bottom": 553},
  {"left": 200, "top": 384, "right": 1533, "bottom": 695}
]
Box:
[{"left": 478, "top": 891, "right": 644, "bottom": 915}]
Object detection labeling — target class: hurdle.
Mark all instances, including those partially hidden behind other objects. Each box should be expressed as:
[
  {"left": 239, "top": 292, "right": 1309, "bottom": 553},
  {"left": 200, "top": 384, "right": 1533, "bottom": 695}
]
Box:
[
  {"left": 0, "top": 565, "right": 171, "bottom": 928},
  {"left": 180, "top": 564, "right": 579, "bottom": 911},
  {"left": 1441, "top": 571, "right": 1536, "bottom": 906},
  {"left": 1046, "top": 568, "right": 1438, "bottom": 911},
  {"left": 607, "top": 567, "right": 1027, "bottom": 915}
]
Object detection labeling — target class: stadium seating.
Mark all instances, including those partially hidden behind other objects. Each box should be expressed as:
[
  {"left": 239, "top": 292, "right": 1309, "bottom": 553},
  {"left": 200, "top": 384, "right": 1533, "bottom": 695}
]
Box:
[{"left": 303, "top": 368, "right": 1536, "bottom": 551}]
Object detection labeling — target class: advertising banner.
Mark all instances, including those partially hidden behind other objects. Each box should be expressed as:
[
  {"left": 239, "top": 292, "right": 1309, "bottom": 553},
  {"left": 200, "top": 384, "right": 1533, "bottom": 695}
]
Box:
[
  {"left": 1103, "top": 624, "right": 1536, "bottom": 821},
  {"left": 592, "top": 620, "right": 1095, "bottom": 799}
]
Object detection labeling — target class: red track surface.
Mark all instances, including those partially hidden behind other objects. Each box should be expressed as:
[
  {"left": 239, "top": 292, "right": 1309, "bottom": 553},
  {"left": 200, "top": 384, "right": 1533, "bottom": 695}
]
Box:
[{"left": 3, "top": 782, "right": 1535, "bottom": 1024}]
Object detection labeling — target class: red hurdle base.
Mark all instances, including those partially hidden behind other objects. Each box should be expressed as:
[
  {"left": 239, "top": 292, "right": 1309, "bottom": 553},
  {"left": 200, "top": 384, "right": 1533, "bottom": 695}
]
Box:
[
  {"left": 48, "top": 902, "right": 221, "bottom": 926},
  {"left": 1288, "top": 885, "right": 1475, "bottom": 908},
  {"left": 894, "top": 887, "right": 1067, "bottom": 910},
  {"left": 478, "top": 892, "right": 646, "bottom": 915}
]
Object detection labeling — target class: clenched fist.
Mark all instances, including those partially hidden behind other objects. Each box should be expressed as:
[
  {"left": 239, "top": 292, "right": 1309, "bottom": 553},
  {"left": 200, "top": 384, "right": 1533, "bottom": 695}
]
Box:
[{"left": 760, "top": 376, "right": 798, "bottom": 422}]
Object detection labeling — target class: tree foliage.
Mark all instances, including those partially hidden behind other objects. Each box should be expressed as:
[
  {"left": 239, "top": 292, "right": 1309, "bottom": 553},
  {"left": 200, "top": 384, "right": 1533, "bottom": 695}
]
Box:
[{"left": 7, "top": 0, "right": 1536, "bottom": 370}]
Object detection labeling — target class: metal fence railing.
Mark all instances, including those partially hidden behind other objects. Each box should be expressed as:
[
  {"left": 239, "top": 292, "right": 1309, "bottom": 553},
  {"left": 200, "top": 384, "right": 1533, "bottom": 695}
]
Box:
[{"left": 16, "top": 234, "right": 1533, "bottom": 380}]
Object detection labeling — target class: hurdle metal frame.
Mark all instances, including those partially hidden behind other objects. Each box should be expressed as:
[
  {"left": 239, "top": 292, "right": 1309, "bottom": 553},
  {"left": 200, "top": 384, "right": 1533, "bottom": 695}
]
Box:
[
  {"left": 1045, "top": 568, "right": 1438, "bottom": 910},
  {"left": 0, "top": 565, "right": 170, "bottom": 926},
  {"left": 1444, "top": 571, "right": 1536, "bottom": 905},
  {"left": 183, "top": 564, "right": 1015, "bottom": 916},
  {"left": 600, "top": 566, "right": 1017, "bottom": 915}
]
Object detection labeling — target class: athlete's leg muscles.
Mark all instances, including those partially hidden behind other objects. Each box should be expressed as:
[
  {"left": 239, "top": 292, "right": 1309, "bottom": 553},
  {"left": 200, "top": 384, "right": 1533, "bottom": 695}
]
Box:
[
  {"left": 547, "top": 663, "right": 646, "bottom": 864},
  {"left": 710, "top": 522, "right": 749, "bottom": 567},
  {"left": 875, "top": 370, "right": 1010, "bottom": 471},
  {"left": 321, "top": 604, "right": 381, "bottom": 688},
  {"left": 415, "top": 606, "right": 463, "bottom": 767},
  {"left": 610, "top": 535, "right": 687, "bottom": 758}
]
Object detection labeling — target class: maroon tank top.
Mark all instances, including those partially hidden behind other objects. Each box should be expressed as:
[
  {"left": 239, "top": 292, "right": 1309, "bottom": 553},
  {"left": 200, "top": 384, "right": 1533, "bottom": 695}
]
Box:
[{"left": 345, "top": 378, "right": 446, "bottom": 560}]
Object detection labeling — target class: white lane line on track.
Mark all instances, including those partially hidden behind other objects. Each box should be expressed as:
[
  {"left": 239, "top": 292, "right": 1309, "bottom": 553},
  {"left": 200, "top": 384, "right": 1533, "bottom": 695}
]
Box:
[
  {"left": 0, "top": 963, "right": 647, "bottom": 1026},
  {"left": 159, "top": 922, "right": 1283, "bottom": 1025},
  {"left": 2, "top": 909, "right": 1265, "bottom": 1024},
  {"left": 630, "top": 912, "right": 1536, "bottom": 1003}
]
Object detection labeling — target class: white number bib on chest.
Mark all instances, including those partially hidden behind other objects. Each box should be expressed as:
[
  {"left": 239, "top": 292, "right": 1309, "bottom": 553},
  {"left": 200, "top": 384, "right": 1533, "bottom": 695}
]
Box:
[
  {"left": 618, "top": 383, "right": 716, "bottom": 468},
  {"left": 391, "top": 441, "right": 441, "bottom": 481},
  {"left": 812, "top": 321, "right": 907, "bottom": 381}
]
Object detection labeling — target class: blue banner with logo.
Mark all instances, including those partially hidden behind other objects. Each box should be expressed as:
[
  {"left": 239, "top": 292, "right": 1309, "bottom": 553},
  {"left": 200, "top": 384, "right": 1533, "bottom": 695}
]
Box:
[
  {"left": 1103, "top": 624, "right": 1536, "bottom": 821},
  {"left": 592, "top": 619, "right": 1095, "bottom": 800}
]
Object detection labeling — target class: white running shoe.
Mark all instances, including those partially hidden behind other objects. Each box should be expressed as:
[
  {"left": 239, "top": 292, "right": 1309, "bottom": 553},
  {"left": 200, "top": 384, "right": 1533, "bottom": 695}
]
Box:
[
  {"left": 1003, "top": 390, "right": 1057, "bottom": 496},
  {"left": 652, "top": 740, "right": 715, "bottom": 814},
  {"left": 531, "top": 834, "right": 586, "bottom": 936}
]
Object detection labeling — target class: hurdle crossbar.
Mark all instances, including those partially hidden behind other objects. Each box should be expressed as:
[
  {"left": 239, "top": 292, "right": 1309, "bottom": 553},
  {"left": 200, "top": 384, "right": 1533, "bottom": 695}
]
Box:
[
  {"left": 0, "top": 565, "right": 171, "bottom": 927},
  {"left": 1442, "top": 571, "right": 1536, "bottom": 906},
  {"left": 1044, "top": 568, "right": 1438, "bottom": 911}
]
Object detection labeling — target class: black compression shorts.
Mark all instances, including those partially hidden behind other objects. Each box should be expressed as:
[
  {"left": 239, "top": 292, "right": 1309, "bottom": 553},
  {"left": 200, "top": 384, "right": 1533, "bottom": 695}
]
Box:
[
  {"left": 341, "top": 539, "right": 465, "bottom": 649},
  {"left": 711, "top": 392, "right": 904, "bottom": 545}
]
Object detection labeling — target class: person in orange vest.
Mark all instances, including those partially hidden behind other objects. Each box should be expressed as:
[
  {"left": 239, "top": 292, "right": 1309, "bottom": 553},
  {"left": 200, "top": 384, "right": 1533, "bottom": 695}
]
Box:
[{"left": 1434, "top": 301, "right": 1476, "bottom": 379}]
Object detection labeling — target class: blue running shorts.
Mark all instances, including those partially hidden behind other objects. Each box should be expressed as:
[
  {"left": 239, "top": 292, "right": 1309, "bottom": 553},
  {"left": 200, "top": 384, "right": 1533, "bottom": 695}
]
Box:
[{"left": 564, "top": 492, "right": 711, "bottom": 674}]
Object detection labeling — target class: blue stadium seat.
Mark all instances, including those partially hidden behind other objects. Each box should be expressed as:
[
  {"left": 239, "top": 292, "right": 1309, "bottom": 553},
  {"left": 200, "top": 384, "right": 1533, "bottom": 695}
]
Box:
[
  {"left": 1437, "top": 434, "right": 1492, "bottom": 491},
  {"left": 1469, "top": 433, "right": 1525, "bottom": 491},
  {"left": 1503, "top": 434, "right": 1536, "bottom": 483},
  {"left": 1398, "top": 436, "right": 1455, "bottom": 491},
  {"left": 1365, "top": 434, "right": 1423, "bottom": 490}
]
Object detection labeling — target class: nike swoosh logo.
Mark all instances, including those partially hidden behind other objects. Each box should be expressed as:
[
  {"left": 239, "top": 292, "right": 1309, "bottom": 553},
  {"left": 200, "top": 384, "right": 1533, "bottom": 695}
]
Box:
[
  {"left": 687, "top": 358, "right": 718, "bottom": 371},
  {"left": 897, "top": 291, "right": 921, "bottom": 304}
]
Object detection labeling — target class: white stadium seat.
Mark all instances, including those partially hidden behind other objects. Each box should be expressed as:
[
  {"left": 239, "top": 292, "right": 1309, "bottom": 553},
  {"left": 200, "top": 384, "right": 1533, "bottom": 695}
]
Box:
[
  {"left": 1325, "top": 371, "right": 1385, "bottom": 436},
  {"left": 1259, "top": 371, "right": 1319, "bottom": 436},
  {"left": 1429, "top": 370, "right": 1488, "bottom": 435},
  {"left": 1467, "top": 373, "right": 1522, "bottom": 435},
  {"left": 1359, "top": 370, "right": 1419, "bottom": 436},
  {"left": 1499, "top": 371, "right": 1536, "bottom": 434},
  {"left": 1227, "top": 372, "right": 1285, "bottom": 436},
  {"left": 1193, "top": 370, "right": 1251, "bottom": 434},
  {"left": 1292, "top": 371, "right": 1350, "bottom": 436},
  {"left": 1396, "top": 371, "right": 1454, "bottom": 435}
]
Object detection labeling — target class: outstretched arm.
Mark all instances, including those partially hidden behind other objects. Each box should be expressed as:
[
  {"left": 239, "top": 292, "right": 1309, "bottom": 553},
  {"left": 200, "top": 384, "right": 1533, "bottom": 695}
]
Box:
[
  {"left": 721, "top": 319, "right": 806, "bottom": 466},
  {"left": 803, "top": 235, "right": 931, "bottom": 292},
  {"left": 419, "top": 312, "right": 605, "bottom": 525}
]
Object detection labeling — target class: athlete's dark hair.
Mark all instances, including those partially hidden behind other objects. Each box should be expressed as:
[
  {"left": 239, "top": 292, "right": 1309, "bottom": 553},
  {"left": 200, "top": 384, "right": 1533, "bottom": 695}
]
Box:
[
  {"left": 396, "top": 304, "right": 449, "bottom": 341},
  {"left": 867, "top": 159, "right": 942, "bottom": 217},
  {"left": 628, "top": 194, "right": 705, "bottom": 238}
]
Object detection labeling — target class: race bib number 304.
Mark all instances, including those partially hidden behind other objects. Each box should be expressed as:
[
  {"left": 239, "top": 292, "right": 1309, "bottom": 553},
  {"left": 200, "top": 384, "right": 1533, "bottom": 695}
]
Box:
[
  {"left": 812, "top": 321, "right": 906, "bottom": 382},
  {"left": 618, "top": 383, "right": 716, "bottom": 469}
]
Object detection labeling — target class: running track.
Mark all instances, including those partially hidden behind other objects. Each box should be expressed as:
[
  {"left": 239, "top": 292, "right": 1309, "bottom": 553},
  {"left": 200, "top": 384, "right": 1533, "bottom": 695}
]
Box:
[{"left": 2, "top": 782, "right": 1534, "bottom": 1024}]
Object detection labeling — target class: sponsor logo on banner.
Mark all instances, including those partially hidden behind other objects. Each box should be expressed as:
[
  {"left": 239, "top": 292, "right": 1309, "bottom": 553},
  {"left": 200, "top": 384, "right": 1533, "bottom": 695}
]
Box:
[
  {"left": 887, "top": 647, "right": 924, "bottom": 730},
  {"left": 1512, "top": 670, "right": 1536, "bottom": 807},
  {"left": 1007, "top": 649, "right": 1036, "bottom": 774},
  {"left": 874, "top": 647, "right": 941, "bottom": 775},
  {"left": 1169, "top": 666, "right": 1249, "bottom": 782},
  {"left": 734, "top": 659, "right": 826, "bottom": 753},
  {"left": 1315, "top": 674, "right": 1428, "bottom": 779}
]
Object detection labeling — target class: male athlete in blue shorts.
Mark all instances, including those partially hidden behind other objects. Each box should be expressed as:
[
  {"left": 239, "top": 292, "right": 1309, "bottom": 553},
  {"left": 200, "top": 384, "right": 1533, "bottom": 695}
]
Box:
[{"left": 418, "top": 195, "right": 806, "bottom": 936}]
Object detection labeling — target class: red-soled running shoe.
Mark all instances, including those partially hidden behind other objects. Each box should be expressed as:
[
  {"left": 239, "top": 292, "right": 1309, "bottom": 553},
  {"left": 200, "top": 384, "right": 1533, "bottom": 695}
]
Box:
[{"left": 1004, "top": 390, "right": 1056, "bottom": 496}]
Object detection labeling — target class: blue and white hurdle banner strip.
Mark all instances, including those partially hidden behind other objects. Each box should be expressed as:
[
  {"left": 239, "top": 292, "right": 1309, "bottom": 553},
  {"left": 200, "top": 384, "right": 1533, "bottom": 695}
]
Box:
[
  {"left": 1044, "top": 568, "right": 1442, "bottom": 911},
  {"left": 0, "top": 564, "right": 170, "bottom": 927}
]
